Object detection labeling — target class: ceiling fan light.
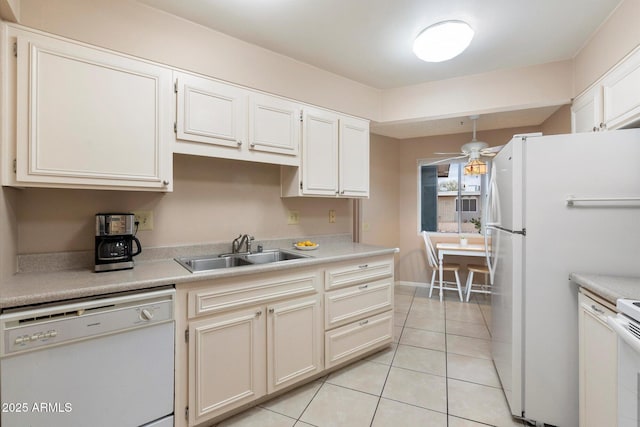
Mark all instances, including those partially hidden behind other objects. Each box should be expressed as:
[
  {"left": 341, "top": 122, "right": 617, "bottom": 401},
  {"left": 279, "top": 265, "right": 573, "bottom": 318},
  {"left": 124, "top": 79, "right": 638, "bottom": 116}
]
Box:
[
  {"left": 413, "top": 20, "right": 474, "bottom": 63},
  {"left": 464, "top": 159, "right": 487, "bottom": 175}
]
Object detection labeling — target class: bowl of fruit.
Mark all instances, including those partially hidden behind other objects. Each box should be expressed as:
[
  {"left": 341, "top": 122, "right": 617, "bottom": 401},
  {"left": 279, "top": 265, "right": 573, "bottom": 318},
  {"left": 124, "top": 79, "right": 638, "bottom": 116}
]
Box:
[{"left": 294, "top": 240, "right": 319, "bottom": 251}]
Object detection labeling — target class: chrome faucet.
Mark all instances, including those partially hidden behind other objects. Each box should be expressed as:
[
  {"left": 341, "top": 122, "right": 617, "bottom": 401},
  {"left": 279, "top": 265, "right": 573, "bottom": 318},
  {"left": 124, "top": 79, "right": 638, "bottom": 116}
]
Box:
[{"left": 232, "top": 234, "right": 254, "bottom": 254}]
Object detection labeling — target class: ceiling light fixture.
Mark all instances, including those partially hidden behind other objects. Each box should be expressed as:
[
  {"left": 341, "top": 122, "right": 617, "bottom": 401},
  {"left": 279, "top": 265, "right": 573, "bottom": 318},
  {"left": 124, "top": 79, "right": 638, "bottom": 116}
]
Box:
[
  {"left": 413, "top": 20, "right": 474, "bottom": 62},
  {"left": 463, "top": 158, "right": 487, "bottom": 175}
]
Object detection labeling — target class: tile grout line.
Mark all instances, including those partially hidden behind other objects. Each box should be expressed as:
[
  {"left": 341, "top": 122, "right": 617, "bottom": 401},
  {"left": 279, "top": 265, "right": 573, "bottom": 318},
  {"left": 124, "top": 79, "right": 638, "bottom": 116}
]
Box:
[{"left": 366, "top": 286, "right": 416, "bottom": 426}]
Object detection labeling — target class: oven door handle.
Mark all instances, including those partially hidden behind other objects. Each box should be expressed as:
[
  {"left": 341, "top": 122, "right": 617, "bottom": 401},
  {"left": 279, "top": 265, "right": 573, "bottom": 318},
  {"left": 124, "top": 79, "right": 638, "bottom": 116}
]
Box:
[{"left": 607, "top": 315, "right": 640, "bottom": 354}]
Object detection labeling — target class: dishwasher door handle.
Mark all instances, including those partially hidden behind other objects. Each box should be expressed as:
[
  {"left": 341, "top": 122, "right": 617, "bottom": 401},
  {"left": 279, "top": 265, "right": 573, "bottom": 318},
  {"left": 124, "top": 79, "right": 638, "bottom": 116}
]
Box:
[{"left": 607, "top": 315, "right": 640, "bottom": 354}]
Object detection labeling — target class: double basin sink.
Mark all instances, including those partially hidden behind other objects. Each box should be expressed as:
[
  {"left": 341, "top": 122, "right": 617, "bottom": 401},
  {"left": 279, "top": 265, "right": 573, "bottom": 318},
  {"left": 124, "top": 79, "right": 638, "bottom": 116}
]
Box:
[{"left": 175, "top": 249, "right": 310, "bottom": 273}]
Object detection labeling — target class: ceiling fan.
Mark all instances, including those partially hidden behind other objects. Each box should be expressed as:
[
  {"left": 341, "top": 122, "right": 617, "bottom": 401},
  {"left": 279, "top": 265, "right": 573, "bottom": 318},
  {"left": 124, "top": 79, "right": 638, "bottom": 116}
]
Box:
[{"left": 428, "top": 115, "right": 502, "bottom": 174}]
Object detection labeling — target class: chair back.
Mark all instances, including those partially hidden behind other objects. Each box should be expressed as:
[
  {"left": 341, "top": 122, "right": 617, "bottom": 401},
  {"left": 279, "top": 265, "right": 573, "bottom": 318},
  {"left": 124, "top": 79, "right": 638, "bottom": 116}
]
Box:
[{"left": 421, "top": 231, "right": 438, "bottom": 269}]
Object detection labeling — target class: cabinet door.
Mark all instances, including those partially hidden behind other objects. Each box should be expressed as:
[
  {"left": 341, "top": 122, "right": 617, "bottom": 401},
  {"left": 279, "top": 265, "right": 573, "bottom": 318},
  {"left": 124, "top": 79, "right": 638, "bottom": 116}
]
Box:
[
  {"left": 339, "top": 116, "right": 369, "bottom": 197},
  {"left": 571, "top": 86, "right": 603, "bottom": 133},
  {"left": 578, "top": 293, "right": 617, "bottom": 427},
  {"left": 602, "top": 48, "right": 640, "bottom": 130},
  {"left": 267, "top": 296, "right": 322, "bottom": 393},
  {"left": 188, "top": 306, "right": 266, "bottom": 426},
  {"left": 302, "top": 108, "right": 339, "bottom": 196},
  {"left": 15, "top": 33, "right": 172, "bottom": 190},
  {"left": 249, "top": 93, "right": 300, "bottom": 156},
  {"left": 175, "top": 71, "right": 247, "bottom": 149}
]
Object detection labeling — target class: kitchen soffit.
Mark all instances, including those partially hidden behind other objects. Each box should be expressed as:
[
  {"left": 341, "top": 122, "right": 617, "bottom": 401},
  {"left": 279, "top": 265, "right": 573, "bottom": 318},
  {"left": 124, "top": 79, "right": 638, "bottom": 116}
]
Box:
[{"left": 136, "top": 0, "right": 622, "bottom": 138}]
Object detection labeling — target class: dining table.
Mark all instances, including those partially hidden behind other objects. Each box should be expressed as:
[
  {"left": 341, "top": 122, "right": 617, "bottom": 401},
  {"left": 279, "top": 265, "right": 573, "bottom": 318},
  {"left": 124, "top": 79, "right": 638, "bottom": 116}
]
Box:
[{"left": 435, "top": 242, "right": 489, "bottom": 301}]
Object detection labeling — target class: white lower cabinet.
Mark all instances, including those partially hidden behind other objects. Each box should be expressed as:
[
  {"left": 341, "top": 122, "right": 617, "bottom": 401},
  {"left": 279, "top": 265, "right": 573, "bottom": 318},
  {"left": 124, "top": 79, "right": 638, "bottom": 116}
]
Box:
[
  {"left": 267, "top": 296, "right": 322, "bottom": 393},
  {"left": 188, "top": 305, "right": 266, "bottom": 426},
  {"left": 176, "top": 255, "right": 394, "bottom": 427},
  {"left": 325, "top": 310, "right": 393, "bottom": 368},
  {"left": 578, "top": 290, "right": 618, "bottom": 427},
  {"left": 323, "top": 256, "right": 394, "bottom": 369}
]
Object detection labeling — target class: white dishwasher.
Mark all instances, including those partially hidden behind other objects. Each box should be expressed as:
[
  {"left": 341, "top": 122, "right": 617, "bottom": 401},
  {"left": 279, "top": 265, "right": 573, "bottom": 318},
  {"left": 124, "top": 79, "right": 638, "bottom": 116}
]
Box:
[
  {"left": 608, "top": 299, "right": 640, "bottom": 427},
  {"left": 0, "top": 287, "right": 175, "bottom": 427}
]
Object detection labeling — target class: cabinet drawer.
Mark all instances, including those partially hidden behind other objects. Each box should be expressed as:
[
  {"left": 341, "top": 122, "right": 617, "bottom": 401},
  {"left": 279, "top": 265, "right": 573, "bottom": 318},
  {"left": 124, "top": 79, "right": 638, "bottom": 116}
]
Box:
[
  {"left": 188, "top": 272, "right": 319, "bottom": 319},
  {"left": 325, "top": 279, "right": 393, "bottom": 329},
  {"left": 325, "top": 258, "right": 393, "bottom": 291},
  {"left": 324, "top": 310, "right": 393, "bottom": 369}
]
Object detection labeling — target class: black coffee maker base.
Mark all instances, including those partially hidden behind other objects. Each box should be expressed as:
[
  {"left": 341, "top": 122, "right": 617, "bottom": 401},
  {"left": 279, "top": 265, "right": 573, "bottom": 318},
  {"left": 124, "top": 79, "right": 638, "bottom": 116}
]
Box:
[{"left": 95, "top": 261, "right": 135, "bottom": 273}]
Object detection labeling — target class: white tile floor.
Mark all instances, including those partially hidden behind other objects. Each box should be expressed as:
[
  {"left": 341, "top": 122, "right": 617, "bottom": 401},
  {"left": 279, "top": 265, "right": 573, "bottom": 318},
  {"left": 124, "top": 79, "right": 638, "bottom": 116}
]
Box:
[{"left": 215, "top": 285, "right": 526, "bottom": 427}]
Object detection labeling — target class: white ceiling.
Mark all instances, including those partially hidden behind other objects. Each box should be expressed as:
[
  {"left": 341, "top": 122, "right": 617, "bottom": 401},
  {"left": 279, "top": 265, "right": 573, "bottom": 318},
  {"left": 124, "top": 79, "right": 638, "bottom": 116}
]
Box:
[{"left": 138, "top": 0, "right": 622, "bottom": 137}]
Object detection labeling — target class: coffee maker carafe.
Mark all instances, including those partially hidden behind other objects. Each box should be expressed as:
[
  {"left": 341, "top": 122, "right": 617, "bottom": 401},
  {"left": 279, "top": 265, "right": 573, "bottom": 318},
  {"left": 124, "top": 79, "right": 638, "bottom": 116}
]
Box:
[{"left": 95, "top": 213, "right": 142, "bottom": 272}]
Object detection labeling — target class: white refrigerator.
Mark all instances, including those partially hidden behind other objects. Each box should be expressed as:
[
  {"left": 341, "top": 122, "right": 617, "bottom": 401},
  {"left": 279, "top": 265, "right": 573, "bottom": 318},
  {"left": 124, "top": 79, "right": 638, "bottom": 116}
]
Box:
[{"left": 485, "top": 129, "right": 640, "bottom": 427}]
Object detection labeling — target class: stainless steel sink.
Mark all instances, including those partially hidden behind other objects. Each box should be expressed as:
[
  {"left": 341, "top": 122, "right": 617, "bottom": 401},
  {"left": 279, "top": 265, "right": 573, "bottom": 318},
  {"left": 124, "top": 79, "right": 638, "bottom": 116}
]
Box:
[
  {"left": 239, "top": 250, "right": 307, "bottom": 264},
  {"left": 175, "top": 249, "right": 309, "bottom": 273}
]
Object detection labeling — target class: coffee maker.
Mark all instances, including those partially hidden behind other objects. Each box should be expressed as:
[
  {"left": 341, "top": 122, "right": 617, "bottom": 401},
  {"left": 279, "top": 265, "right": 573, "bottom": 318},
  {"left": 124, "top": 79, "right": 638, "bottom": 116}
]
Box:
[{"left": 95, "top": 213, "right": 142, "bottom": 272}]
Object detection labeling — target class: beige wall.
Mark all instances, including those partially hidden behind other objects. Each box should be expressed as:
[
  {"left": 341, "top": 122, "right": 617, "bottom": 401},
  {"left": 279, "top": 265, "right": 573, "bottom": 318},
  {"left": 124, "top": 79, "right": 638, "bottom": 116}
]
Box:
[
  {"left": 17, "top": 0, "right": 380, "bottom": 121},
  {"left": 0, "top": 187, "right": 17, "bottom": 278},
  {"left": 15, "top": 155, "right": 351, "bottom": 254},
  {"left": 360, "top": 134, "right": 400, "bottom": 249},
  {"left": 396, "top": 126, "right": 540, "bottom": 283},
  {"left": 541, "top": 105, "right": 572, "bottom": 135},
  {"left": 381, "top": 60, "right": 573, "bottom": 123},
  {"left": 573, "top": 0, "right": 640, "bottom": 95}
]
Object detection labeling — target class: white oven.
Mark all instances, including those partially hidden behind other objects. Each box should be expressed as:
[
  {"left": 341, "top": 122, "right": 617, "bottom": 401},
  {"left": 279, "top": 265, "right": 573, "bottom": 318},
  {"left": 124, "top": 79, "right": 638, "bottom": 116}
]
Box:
[
  {"left": 0, "top": 288, "right": 175, "bottom": 427},
  {"left": 608, "top": 299, "right": 640, "bottom": 427}
]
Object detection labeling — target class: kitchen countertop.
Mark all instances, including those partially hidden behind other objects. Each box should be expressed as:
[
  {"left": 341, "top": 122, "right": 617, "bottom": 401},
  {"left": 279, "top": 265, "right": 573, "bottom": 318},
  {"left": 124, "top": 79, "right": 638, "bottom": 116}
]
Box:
[
  {"left": 0, "top": 241, "right": 398, "bottom": 310},
  {"left": 570, "top": 273, "right": 640, "bottom": 304}
]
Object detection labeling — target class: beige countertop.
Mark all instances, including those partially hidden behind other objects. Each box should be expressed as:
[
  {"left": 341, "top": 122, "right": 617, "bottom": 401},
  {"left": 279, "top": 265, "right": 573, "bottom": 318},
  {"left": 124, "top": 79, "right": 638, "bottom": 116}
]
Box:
[
  {"left": 0, "top": 241, "right": 398, "bottom": 310},
  {"left": 570, "top": 273, "right": 640, "bottom": 304}
]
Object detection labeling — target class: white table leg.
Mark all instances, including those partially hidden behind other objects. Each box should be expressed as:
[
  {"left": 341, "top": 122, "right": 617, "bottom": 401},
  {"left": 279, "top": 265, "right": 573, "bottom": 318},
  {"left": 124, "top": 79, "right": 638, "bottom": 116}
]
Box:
[{"left": 438, "top": 254, "right": 444, "bottom": 302}]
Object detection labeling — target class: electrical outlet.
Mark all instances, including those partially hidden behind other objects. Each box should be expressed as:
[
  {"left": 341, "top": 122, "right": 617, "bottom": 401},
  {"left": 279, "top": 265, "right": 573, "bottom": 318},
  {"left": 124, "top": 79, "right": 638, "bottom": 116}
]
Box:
[
  {"left": 133, "top": 210, "right": 154, "bottom": 231},
  {"left": 329, "top": 210, "right": 336, "bottom": 223},
  {"left": 287, "top": 210, "right": 300, "bottom": 225},
  {"left": 362, "top": 222, "right": 371, "bottom": 231}
]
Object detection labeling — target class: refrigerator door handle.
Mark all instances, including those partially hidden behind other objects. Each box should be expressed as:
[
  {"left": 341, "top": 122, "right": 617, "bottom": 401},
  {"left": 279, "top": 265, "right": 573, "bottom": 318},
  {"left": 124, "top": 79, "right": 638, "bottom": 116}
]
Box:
[{"left": 484, "top": 164, "right": 499, "bottom": 285}]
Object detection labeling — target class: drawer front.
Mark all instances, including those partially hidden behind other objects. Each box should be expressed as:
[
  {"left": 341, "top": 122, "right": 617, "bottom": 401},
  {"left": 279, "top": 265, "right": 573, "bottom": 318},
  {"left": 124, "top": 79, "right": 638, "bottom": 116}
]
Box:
[
  {"left": 324, "top": 258, "right": 393, "bottom": 291},
  {"left": 324, "top": 310, "right": 393, "bottom": 369},
  {"left": 325, "top": 279, "right": 393, "bottom": 329},
  {"left": 188, "top": 271, "right": 320, "bottom": 319}
]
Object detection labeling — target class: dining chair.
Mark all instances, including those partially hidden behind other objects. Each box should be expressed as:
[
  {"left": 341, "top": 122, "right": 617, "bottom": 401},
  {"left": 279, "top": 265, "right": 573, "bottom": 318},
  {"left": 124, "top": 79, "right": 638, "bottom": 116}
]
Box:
[
  {"left": 465, "top": 263, "right": 491, "bottom": 302},
  {"left": 421, "top": 231, "right": 463, "bottom": 301}
]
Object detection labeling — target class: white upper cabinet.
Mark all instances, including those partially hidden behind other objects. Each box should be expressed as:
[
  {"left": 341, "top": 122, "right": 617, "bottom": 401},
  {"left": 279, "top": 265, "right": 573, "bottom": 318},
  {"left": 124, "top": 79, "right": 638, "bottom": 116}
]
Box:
[
  {"left": 602, "top": 47, "right": 640, "bottom": 130},
  {"left": 302, "top": 107, "right": 340, "bottom": 196},
  {"left": 249, "top": 93, "right": 300, "bottom": 156},
  {"left": 173, "top": 71, "right": 299, "bottom": 166},
  {"left": 572, "top": 46, "right": 640, "bottom": 133},
  {"left": 175, "top": 71, "right": 247, "bottom": 150},
  {"left": 281, "top": 107, "right": 369, "bottom": 198},
  {"left": 8, "top": 28, "right": 173, "bottom": 191},
  {"left": 339, "top": 116, "right": 369, "bottom": 197},
  {"left": 571, "top": 85, "right": 603, "bottom": 133}
]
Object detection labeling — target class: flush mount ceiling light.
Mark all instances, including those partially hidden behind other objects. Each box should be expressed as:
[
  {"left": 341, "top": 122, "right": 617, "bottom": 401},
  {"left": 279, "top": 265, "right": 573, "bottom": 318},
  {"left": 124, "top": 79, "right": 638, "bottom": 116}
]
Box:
[{"left": 413, "top": 20, "right": 474, "bottom": 62}]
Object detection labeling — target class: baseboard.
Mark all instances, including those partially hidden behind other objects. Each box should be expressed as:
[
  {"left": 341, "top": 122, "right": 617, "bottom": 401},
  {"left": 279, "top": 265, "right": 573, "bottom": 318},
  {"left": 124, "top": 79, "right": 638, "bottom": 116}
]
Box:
[{"left": 395, "top": 280, "right": 429, "bottom": 289}]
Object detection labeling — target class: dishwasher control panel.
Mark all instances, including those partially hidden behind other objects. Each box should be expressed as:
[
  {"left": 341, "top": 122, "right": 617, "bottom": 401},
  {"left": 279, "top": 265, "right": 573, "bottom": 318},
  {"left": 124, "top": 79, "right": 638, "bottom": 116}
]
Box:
[{"left": 0, "top": 288, "right": 175, "bottom": 356}]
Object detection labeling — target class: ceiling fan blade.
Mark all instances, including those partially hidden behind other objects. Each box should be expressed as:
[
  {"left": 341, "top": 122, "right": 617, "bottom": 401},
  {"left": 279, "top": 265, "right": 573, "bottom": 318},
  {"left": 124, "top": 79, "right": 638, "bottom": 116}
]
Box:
[
  {"left": 425, "top": 155, "right": 468, "bottom": 165},
  {"left": 481, "top": 145, "right": 504, "bottom": 154}
]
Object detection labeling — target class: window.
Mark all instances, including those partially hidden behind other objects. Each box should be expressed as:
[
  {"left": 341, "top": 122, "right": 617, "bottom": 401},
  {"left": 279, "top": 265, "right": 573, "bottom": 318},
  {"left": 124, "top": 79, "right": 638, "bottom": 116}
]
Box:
[
  {"left": 419, "top": 161, "right": 489, "bottom": 234},
  {"left": 456, "top": 198, "right": 477, "bottom": 212}
]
